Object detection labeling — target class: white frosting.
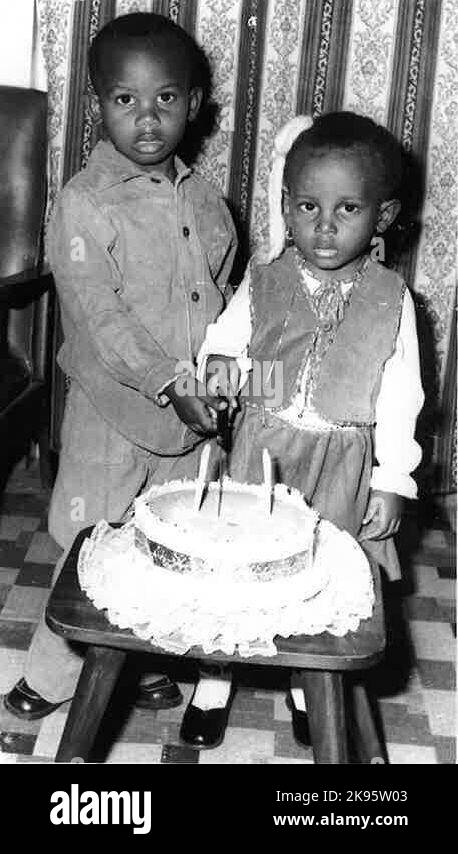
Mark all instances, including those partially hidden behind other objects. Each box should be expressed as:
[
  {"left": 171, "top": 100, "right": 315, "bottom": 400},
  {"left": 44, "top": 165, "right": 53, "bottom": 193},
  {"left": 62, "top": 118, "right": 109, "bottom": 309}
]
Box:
[{"left": 135, "top": 477, "right": 319, "bottom": 572}]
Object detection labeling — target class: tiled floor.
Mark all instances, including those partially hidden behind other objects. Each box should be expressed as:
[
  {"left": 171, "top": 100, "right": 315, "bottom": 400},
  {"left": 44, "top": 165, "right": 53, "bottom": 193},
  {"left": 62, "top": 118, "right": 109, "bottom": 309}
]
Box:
[{"left": 0, "top": 459, "right": 456, "bottom": 764}]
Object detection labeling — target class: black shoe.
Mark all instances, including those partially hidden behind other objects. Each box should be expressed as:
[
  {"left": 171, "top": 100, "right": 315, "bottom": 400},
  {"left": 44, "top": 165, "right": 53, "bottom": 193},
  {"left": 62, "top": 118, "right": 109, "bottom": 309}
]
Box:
[
  {"left": 179, "top": 704, "right": 230, "bottom": 750},
  {"left": 135, "top": 677, "right": 183, "bottom": 710},
  {"left": 3, "top": 678, "right": 64, "bottom": 720},
  {"left": 286, "top": 691, "right": 310, "bottom": 746}
]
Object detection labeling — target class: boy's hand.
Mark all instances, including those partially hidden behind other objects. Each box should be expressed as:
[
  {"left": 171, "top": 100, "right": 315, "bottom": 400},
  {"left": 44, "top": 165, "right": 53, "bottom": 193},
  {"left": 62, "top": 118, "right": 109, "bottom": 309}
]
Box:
[
  {"left": 360, "top": 490, "right": 404, "bottom": 541},
  {"left": 163, "top": 377, "right": 226, "bottom": 435},
  {"left": 206, "top": 354, "right": 240, "bottom": 416}
]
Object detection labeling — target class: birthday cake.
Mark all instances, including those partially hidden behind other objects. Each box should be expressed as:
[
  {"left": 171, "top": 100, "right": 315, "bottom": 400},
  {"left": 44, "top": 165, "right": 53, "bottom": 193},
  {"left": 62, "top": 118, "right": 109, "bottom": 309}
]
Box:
[
  {"left": 78, "top": 477, "right": 374, "bottom": 657},
  {"left": 134, "top": 478, "right": 319, "bottom": 581}
]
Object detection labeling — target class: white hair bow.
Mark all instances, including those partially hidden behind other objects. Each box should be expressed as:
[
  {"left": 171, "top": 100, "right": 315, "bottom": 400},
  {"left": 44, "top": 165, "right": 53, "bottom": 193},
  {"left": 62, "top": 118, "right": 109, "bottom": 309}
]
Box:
[{"left": 262, "top": 114, "right": 313, "bottom": 264}]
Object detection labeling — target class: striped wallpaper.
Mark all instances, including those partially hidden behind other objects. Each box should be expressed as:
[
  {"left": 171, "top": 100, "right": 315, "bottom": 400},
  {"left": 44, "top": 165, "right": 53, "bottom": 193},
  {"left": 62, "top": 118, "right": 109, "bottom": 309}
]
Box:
[{"left": 36, "top": 0, "right": 457, "bottom": 492}]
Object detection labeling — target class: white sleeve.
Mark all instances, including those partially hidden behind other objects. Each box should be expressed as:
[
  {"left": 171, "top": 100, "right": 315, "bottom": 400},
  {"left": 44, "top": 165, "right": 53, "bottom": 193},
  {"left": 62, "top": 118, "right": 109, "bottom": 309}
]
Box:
[
  {"left": 196, "top": 267, "right": 252, "bottom": 382},
  {"left": 371, "top": 288, "right": 425, "bottom": 499}
]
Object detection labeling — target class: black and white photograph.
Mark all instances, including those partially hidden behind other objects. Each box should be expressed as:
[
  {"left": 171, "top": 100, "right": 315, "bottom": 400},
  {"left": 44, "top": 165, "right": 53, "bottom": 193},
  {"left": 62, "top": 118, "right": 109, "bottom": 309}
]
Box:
[{"left": 0, "top": 0, "right": 455, "bottom": 817}]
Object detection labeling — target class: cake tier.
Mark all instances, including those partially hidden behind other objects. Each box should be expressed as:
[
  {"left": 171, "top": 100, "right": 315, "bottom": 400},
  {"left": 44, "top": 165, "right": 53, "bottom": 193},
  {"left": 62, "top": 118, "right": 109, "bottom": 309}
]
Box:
[{"left": 134, "top": 478, "right": 319, "bottom": 578}]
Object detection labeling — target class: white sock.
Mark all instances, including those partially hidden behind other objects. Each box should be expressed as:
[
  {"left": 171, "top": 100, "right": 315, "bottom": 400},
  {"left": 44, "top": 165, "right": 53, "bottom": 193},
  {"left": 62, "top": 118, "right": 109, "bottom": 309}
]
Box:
[
  {"left": 191, "top": 674, "right": 232, "bottom": 710},
  {"left": 290, "top": 686, "right": 307, "bottom": 712}
]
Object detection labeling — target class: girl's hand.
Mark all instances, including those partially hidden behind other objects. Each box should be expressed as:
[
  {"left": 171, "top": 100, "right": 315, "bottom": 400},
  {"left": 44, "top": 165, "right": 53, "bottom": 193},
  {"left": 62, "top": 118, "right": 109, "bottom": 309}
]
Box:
[
  {"left": 163, "top": 378, "right": 226, "bottom": 435},
  {"left": 360, "top": 490, "right": 404, "bottom": 541},
  {"left": 206, "top": 354, "right": 240, "bottom": 416}
]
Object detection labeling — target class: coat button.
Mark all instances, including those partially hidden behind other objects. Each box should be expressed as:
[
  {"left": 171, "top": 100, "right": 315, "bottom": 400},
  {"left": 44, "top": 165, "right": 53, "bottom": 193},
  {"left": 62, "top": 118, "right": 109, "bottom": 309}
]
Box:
[
  {"left": 191, "top": 290, "right": 200, "bottom": 302},
  {"left": 183, "top": 226, "right": 190, "bottom": 237}
]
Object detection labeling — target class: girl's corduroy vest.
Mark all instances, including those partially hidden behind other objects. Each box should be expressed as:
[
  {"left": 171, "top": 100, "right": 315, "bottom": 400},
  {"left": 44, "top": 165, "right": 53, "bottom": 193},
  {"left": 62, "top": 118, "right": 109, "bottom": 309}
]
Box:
[{"left": 246, "top": 248, "right": 405, "bottom": 426}]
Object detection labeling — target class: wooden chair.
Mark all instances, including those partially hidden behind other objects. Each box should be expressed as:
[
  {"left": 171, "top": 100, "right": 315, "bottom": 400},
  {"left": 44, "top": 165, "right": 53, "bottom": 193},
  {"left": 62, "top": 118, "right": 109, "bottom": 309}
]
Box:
[{"left": 46, "top": 526, "right": 387, "bottom": 764}]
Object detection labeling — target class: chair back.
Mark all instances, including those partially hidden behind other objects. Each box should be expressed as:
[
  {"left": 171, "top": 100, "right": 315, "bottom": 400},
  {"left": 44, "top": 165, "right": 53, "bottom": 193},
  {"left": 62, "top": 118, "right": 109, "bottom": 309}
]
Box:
[
  {"left": 0, "top": 86, "right": 47, "bottom": 279},
  {"left": 0, "top": 87, "right": 49, "bottom": 397}
]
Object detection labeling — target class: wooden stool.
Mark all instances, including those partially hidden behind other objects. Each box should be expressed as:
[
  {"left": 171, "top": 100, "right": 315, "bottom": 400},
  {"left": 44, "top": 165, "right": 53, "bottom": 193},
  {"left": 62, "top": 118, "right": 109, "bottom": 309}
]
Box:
[{"left": 46, "top": 527, "right": 387, "bottom": 764}]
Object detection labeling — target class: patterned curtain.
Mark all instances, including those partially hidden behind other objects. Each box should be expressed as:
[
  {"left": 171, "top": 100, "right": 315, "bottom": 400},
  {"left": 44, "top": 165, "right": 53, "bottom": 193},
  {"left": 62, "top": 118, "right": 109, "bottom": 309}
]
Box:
[{"left": 37, "top": 0, "right": 457, "bottom": 495}]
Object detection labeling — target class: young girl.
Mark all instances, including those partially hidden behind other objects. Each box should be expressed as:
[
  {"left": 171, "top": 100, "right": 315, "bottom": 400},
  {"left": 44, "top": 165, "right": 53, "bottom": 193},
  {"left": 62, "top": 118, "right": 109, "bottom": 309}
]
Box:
[{"left": 180, "top": 111, "right": 424, "bottom": 750}]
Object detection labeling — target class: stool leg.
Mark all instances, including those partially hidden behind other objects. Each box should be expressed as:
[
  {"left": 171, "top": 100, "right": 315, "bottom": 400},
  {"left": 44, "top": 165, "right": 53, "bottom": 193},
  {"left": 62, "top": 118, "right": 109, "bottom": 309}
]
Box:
[
  {"left": 299, "top": 671, "right": 349, "bottom": 764},
  {"left": 351, "top": 682, "right": 386, "bottom": 764},
  {"left": 55, "top": 645, "right": 126, "bottom": 763}
]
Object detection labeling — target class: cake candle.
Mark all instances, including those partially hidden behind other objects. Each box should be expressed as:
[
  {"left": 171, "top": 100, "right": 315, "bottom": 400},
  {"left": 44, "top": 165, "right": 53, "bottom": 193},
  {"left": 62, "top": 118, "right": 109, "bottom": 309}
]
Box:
[
  {"left": 262, "top": 448, "right": 273, "bottom": 515},
  {"left": 194, "top": 443, "right": 211, "bottom": 513}
]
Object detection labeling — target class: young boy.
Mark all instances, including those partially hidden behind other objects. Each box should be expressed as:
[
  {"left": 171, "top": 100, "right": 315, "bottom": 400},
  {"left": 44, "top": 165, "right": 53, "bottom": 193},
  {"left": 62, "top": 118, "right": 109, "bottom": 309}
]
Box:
[{"left": 5, "top": 13, "right": 236, "bottom": 721}]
